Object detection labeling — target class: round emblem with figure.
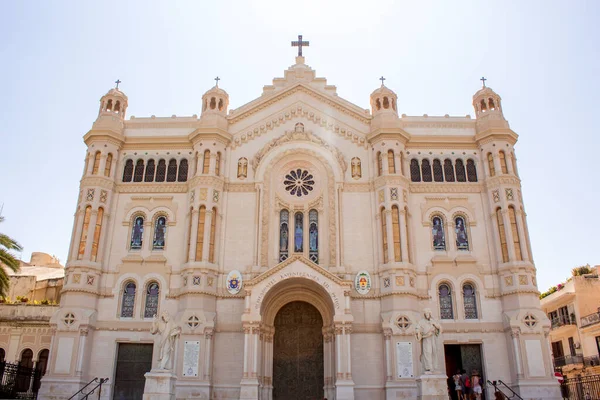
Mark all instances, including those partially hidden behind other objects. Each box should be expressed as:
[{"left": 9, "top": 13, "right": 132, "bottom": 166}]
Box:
[
  {"left": 226, "top": 270, "right": 243, "bottom": 295},
  {"left": 354, "top": 270, "right": 372, "bottom": 295}
]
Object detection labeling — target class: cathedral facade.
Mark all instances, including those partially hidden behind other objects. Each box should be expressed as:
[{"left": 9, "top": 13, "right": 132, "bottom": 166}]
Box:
[{"left": 39, "top": 53, "right": 561, "bottom": 400}]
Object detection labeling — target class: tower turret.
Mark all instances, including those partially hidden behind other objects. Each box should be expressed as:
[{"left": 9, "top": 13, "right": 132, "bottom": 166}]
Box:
[
  {"left": 98, "top": 82, "right": 128, "bottom": 120},
  {"left": 370, "top": 78, "right": 398, "bottom": 117},
  {"left": 472, "top": 79, "right": 508, "bottom": 130},
  {"left": 201, "top": 78, "right": 229, "bottom": 117}
]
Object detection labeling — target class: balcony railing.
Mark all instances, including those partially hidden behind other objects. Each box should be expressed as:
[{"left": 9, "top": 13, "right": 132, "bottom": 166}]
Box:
[
  {"left": 581, "top": 312, "right": 600, "bottom": 328},
  {"left": 584, "top": 356, "right": 600, "bottom": 367},
  {"left": 554, "top": 355, "right": 584, "bottom": 367},
  {"left": 551, "top": 314, "right": 577, "bottom": 329}
]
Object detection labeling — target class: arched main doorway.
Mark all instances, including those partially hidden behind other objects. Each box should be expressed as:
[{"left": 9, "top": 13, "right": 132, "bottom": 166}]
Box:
[{"left": 273, "top": 301, "right": 324, "bottom": 400}]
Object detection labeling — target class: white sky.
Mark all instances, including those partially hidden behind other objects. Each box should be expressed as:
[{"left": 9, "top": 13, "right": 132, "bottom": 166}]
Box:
[{"left": 0, "top": 1, "right": 598, "bottom": 292}]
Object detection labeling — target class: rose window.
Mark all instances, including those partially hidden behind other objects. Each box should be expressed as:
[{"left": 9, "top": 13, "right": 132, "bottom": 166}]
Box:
[{"left": 284, "top": 169, "right": 314, "bottom": 197}]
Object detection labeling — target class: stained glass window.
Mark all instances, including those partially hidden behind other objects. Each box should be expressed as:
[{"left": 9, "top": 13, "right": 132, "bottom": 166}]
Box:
[
  {"left": 410, "top": 159, "right": 421, "bottom": 182},
  {"left": 153, "top": 216, "right": 167, "bottom": 250},
  {"left": 439, "top": 284, "right": 454, "bottom": 319},
  {"left": 202, "top": 150, "right": 210, "bottom": 174},
  {"left": 144, "top": 159, "right": 155, "bottom": 182},
  {"left": 178, "top": 159, "right": 188, "bottom": 182},
  {"left": 377, "top": 152, "right": 383, "bottom": 176},
  {"left": 294, "top": 212, "right": 303, "bottom": 252},
  {"left": 499, "top": 151, "right": 508, "bottom": 174},
  {"left": 90, "top": 207, "right": 104, "bottom": 261},
  {"left": 166, "top": 159, "right": 177, "bottom": 182},
  {"left": 392, "top": 206, "right": 401, "bottom": 262},
  {"left": 421, "top": 159, "right": 432, "bottom": 182},
  {"left": 443, "top": 159, "right": 455, "bottom": 182},
  {"left": 104, "top": 153, "right": 113, "bottom": 177},
  {"left": 509, "top": 206, "right": 522, "bottom": 261},
  {"left": 463, "top": 284, "right": 478, "bottom": 319},
  {"left": 387, "top": 150, "right": 396, "bottom": 174},
  {"left": 455, "top": 159, "right": 466, "bottom": 182},
  {"left": 215, "top": 153, "right": 221, "bottom": 176},
  {"left": 309, "top": 209, "right": 318, "bottom": 264},
  {"left": 121, "top": 282, "right": 136, "bottom": 318},
  {"left": 455, "top": 216, "right": 469, "bottom": 251},
  {"left": 466, "top": 159, "right": 478, "bottom": 182},
  {"left": 496, "top": 208, "right": 509, "bottom": 262},
  {"left": 144, "top": 282, "right": 159, "bottom": 318},
  {"left": 279, "top": 210, "right": 289, "bottom": 262},
  {"left": 122, "top": 160, "right": 133, "bottom": 182},
  {"left": 487, "top": 153, "right": 495, "bottom": 177},
  {"left": 155, "top": 159, "right": 166, "bottom": 182},
  {"left": 432, "top": 216, "right": 446, "bottom": 250},
  {"left": 131, "top": 216, "right": 144, "bottom": 250},
  {"left": 92, "top": 151, "right": 101, "bottom": 175},
  {"left": 195, "top": 206, "right": 206, "bottom": 261},
  {"left": 433, "top": 159, "right": 443, "bottom": 182},
  {"left": 209, "top": 207, "right": 217, "bottom": 263},
  {"left": 284, "top": 169, "right": 314, "bottom": 197},
  {"left": 78, "top": 206, "right": 92, "bottom": 259},
  {"left": 133, "top": 160, "right": 144, "bottom": 182},
  {"left": 381, "top": 208, "right": 388, "bottom": 263}
]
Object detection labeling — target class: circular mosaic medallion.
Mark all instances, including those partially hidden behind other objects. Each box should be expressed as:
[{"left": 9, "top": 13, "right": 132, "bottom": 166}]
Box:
[{"left": 284, "top": 169, "right": 314, "bottom": 197}]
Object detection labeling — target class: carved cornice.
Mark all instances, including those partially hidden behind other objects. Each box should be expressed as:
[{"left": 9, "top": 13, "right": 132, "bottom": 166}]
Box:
[
  {"left": 342, "top": 183, "right": 372, "bottom": 192},
  {"left": 474, "top": 128, "right": 518, "bottom": 146},
  {"left": 121, "top": 136, "right": 194, "bottom": 150},
  {"left": 225, "top": 183, "right": 256, "bottom": 193},
  {"left": 115, "top": 183, "right": 188, "bottom": 193},
  {"left": 373, "top": 175, "right": 411, "bottom": 189},
  {"left": 410, "top": 183, "right": 483, "bottom": 193},
  {"left": 80, "top": 176, "right": 116, "bottom": 190},
  {"left": 188, "top": 175, "right": 226, "bottom": 189},
  {"left": 484, "top": 175, "right": 521, "bottom": 188}
]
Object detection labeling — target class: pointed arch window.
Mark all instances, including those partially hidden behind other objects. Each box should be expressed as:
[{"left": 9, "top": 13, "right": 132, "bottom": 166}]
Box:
[
  {"left": 133, "top": 160, "right": 144, "bottom": 182},
  {"left": 309, "top": 209, "right": 318, "bottom": 263},
  {"left": 455, "top": 159, "right": 466, "bottom": 182},
  {"left": 410, "top": 159, "right": 421, "bottom": 182},
  {"left": 279, "top": 210, "right": 290, "bottom": 262},
  {"left": 156, "top": 159, "right": 166, "bottom": 182},
  {"left": 122, "top": 159, "right": 134, "bottom": 182},
  {"left": 77, "top": 206, "right": 92, "bottom": 259},
  {"left": 381, "top": 208, "right": 388, "bottom": 264},
  {"left": 166, "top": 159, "right": 177, "bottom": 182},
  {"left": 144, "top": 282, "right": 160, "bottom": 318},
  {"left": 144, "top": 159, "right": 155, "bottom": 182},
  {"left": 294, "top": 212, "right": 304, "bottom": 252},
  {"left": 432, "top": 216, "right": 446, "bottom": 250},
  {"left": 487, "top": 153, "right": 495, "bottom": 177},
  {"left": 92, "top": 151, "right": 101, "bottom": 175},
  {"left": 209, "top": 207, "right": 217, "bottom": 263},
  {"left": 508, "top": 206, "right": 523, "bottom": 261},
  {"left": 202, "top": 150, "right": 210, "bottom": 174},
  {"left": 178, "top": 159, "right": 188, "bottom": 182},
  {"left": 443, "top": 159, "right": 455, "bottom": 182},
  {"left": 496, "top": 208, "right": 509, "bottom": 262},
  {"left": 421, "top": 159, "right": 432, "bottom": 182},
  {"left": 153, "top": 216, "right": 167, "bottom": 250},
  {"left": 466, "top": 159, "right": 478, "bottom": 182},
  {"left": 463, "top": 283, "right": 478, "bottom": 319},
  {"left": 131, "top": 216, "right": 144, "bottom": 250},
  {"left": 90, "top": 207, "right": 104, "bottom": 261},
  {"left": 439, "top": 284, "right": 454, "bottom": 319},
  {"left": 387, "top": 150, "right": 396, "bottom": 174},
  {"left": 120, "top": 281, "right": 136, "bottom": 318},
  {"left": 455, "top": 216, "right": 469, "bottom": 251},
  {"left": 195, "top": 206, "right": 206, "bottom": 261},
  {"left": 433, "top": 159, "right": 443, "bottom": 182},
  {"left": 104, "top": 153, "right": 113, "bottom": 177},
  {"left": 215, "top": 152, "right": 221, "bottom": 176},
  {"left": 392, "top": 205, "right": 402, "bottom": 262},
  {"left": 377, "top": 152, "right": 383, "bottom": 177},
  {"left": 499, "top": 151, "right": 508, "bottom": 174}
]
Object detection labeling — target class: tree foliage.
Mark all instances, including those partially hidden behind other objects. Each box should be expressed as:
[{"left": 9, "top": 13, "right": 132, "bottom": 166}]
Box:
[
  {"left": 0, "top": 216, "right": 22, "bottom": 297},
  {"left": 572, "top": 264, "right": 593, "bottom": 276}
]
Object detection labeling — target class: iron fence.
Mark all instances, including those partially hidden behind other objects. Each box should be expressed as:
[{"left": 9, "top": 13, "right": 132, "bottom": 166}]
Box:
[
  {"left": 0, "top": 361, "right": 39, "bottom": 399},
  {"left": 561, "top": 374, "right": 600, "bottom": 400}
]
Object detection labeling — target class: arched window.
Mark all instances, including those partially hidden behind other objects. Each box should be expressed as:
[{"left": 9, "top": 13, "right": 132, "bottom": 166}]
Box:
[
  {"left": 496, "top": 208, "right": 509, "bottom": 262},
  {"left": 144, "top": 159, "right": 155, "bottom": 182},
  {"left": 443, "top": 159, "right": 455, "bottom": 182},
  {"left": 410, "top": 159, "right": 421, "bottom": 182},
  {"left": 455, "top": 159, "right": 466, "bottom": 182},
  {"left": 104, "top": 153, "right": 113, "bottom": 177},
  {"left": 392, "top": 205, "right": 402, "bottom": 262},
  {"left": 433, "top": 159, "right": 443, "bottom": 182},
  {"left": 195, "top": 206, "right": 206, "bottom": 261},
  {"left": 155, "top": 159, "right": 166, "bottom": 182},
  {"left": 166, "top": 159, "right": 177, "bottom": 182},
  {"left": 309, "top": 209, "right": 318, "bottom": 263},
  {"left": 77, "top": 206, "right": 92, "bottom": 259},
  {"left": 92, "top": 151, "right": 101, "bottom": 175},
  {"left": 508, "top": 206, "right": 523, "bottom": 261},
  {"left": 279, "top": 210, "right": 289, "bottom": 262},
  {"left": 466, "top": 159, "right": 478, "bottom": 182},
  {"left": 381, "top": 208, "right": 388, "bottom": 263},
  {"left": 215, "top": 152, "right": 221, "bottom": 176},
  {"left": 133, "top": 160, "right": 144, "bottom": 182},
  {"left": 202, "top": 150, "right": 210, "bottom": 174},
  {"left": 130, "top": 216, "right": 144, "bottom": 250},
  {"left": 438, "top": 284, "right": 454, "bottom": 319},
  {"left": 387, "top": 150, "right": 396, "bottom": 174},
  {"left": 294, "top": 212, "right": 304, "bottom": 253},
  {"left": 36, "top": 349, "right": 50, "bottom": 389},
  {"left": 16, "top": 349, "right": 33, "bottom": 392},
  {"left": 144, "top": 282, "right": 160, "bottom": 318},
  {"left": 377, "top": 152, "right": 383, "bottom": 177},
  {"left": 480, "top": 99, "right": 487, "bottom": 111},
  {"left": 487, "top": 153, "right": 495, "bottom": 177},
  {"left": 455, "top": 216, "right": 469, "bottom": 251},
  {"left": 90, "top": 207, "right": 104, "bottom": 262},
  {"left": 383, "top": 97, "right": 390, "bottom": 109},
  {"left": 122, "top": 159, "right": 134, "bottom": 182},
  {"left": 209, "top": 207, "right": 217, "bottom": 263},
  {"left": 153, "top": 216, "right": 167, "bottom": 250},
  {"left": 238, "top": 158, "right": 248, "bottom": 179},
  {"left": 20, "top": 349, "right": 33, "bottom": 369},
  {"left": 499, "top": 151, "right": 508, "bottom": 174},
  {"left": 488, "top": 98, "right": 496, "bottom": 110},
  {"left": 0, "top": 348, "right": 4, "bottom": 362},
  {"left": 463, "top": 283, "right": 478, "bottom": 319},
  {"left": 511, "top": 153, "right": 519, "bottom": 177},
  {"left": 114, "top": 101, "right": 121, "bottom": 113},
  {"left": 421, "top": 159, "right": 432, "bottom": 182},
  {"left": 121, "top": 281, "right": 136, "bottom": 318},
  {"left": 432, "top": 216, "right": 446, "bottom": 250},
  {"left": 106, "top": 99, "right": 113, "bottom": 111},
  {"left": 178, "top": 159, "right": 188, "bottom": 182}
]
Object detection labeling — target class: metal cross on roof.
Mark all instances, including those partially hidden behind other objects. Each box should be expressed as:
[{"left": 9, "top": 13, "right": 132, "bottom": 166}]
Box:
[
  {"left": 291, "top": 35, "right": 310, "bottom": 57},
  {"left": 115, "top": 79, "right": 121, "bottom": 89},
  {"left": 379, "top": 76, "right": 386, "bottom": 86},
  {"left": 215, "top": 76, "right": 220, "bottom": 87},
  {"left": 480, "top": 76, "right": 487, "bottom": 87}
]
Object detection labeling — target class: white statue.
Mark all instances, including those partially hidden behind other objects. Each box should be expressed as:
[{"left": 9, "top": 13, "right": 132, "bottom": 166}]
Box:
[
  {"left": 150, "top": 311, "right": 181, "bottom": 370},
  {"left": 415, "top": 308, "right": 442, "bottom": 374}
]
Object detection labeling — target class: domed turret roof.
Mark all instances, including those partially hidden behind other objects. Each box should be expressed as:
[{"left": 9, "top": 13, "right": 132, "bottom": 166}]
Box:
[
  {"left": 202, "top": 85, "right": 229, "bottom": 98},
  {"left": 370, "top": 84, "right": 397, "bottom": 98},
  {"left": 473, "top": 85, "right": 500, "bottom": 99}
]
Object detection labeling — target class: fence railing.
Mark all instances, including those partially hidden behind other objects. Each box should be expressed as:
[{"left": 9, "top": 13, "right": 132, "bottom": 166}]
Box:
[
  {"left": 561, "top": 374, "right": 600, "bottom": 399},
  {"left": 584, "top": 356, "right": 600, "bottom": 368},
  {"left": 551, "top": 314, "right": 578, "bottom": 329},
  {"left": 0, "top": 361, "right": 40, "bottom": 399},
  {"left": 487, "top": 379, "right": 523, "bottom": 399},
  {"left": 68, "top": 377, "right": 109, "bottom": 400},
  {"left": 581, "top": 312, "right": 600, "bottom": 328},
  {"left": 554, "top": 355, "right": 584, "bottom": 367}
]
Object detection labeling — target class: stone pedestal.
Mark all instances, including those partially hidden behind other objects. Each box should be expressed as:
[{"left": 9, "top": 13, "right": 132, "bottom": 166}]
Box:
[
  {"left": 416, "top": 374, "right": 448, "bottom": 400},
  {"left": 335, "top": 379, "right": 355, "bottom": 400},
  {"left": 239, "top": 378, "right": 259, "bottom": 400},
  {"left": 143, "top": 369, "right": 177, "bottom": 400}
]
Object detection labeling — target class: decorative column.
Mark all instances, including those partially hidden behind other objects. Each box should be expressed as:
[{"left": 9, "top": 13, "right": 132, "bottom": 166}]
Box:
[
  {"left": 399, "top": 209, "right": 410, "bottom": 263},
  {"left": 502, "top": 209, "right": 517, "bottom": 261},
  {"left": 188, "top": 208, "right": 199, "bottom": 262},
  {"left": 511, "top": 328, "right": 523, "bottom": 377},
  {"left": 515, "top": 209, "right": 530, "bottom": 262},
  {"left": 75, "top": 328, "right": 88, "bottom": 376},
  {"left": 385, "top": 210, "right": 395, "bottom": 263},
  {"left": 85, "top": 153, "right": 94, "bottom": 175},
  {"left": 70, "top": 208, "right": 85, "bottom": 260},
  {"left": 493, "top": 154, "right": 502, "bottom": 177},
  {"left": 489, "top": 212, "right": 504, "bottom": 265},
  {"left": 334, "top": 323, "right": 355, "bottom": 400},
  {"left": 204, "top": 329, "right": 213, "bottom": 381},
  {"left": 240, "top": 323, "right": 260, "bottom": 400},
  {"left": 382, "top": 152, "right": 390, "bottom": 176},
  {"left": 202, "top": 209, "right": 213, "bottom": 262},
  {"left": 243, "top": 326, "right": 250, "bottom": 379},
  {"left": 384, "top": 329, "right": 393, "bottom": 381},
  {"left": 98, "top": 154, "right": 108, "bottom": 176},
  {"left": 83, "top": 210, "right": 99, "bottom": 259}
]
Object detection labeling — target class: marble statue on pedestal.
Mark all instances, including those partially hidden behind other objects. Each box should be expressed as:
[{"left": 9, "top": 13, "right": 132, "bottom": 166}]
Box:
[
  {"left": 150, "top": 311, "right": 181, "bottom": 370},
  {"left": 415, "top": 308, "right": 442, "bottom": 374}
]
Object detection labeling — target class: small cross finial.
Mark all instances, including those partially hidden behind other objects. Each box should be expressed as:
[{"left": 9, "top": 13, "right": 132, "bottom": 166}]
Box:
[
  {"left": 214, "top": 76, "right": 220, "bottom": 87},
  {"left": 115, "top": 79, "right": 121, "bottom": 89},
  {"left": 291, "top": 34, "right": 310, "bottom": 57},
  {"left": 379, "top": 76, "right": 386, "bottom": 86},
  {"left": 480, "top": 77, "right": 487, "bottom": 87}
]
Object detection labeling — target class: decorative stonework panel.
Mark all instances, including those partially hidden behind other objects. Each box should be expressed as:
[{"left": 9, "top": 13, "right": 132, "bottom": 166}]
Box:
[
  {"left": 86, "top": 189, "right": 95, "bottom": 201},
  {"left": 100, "top": 190, "right": 108, "bottom": 203},
  {"left": 396, "top": 276, "right": 405, "bottom": 287},
  {"left": 193, "top": 276, "right": 201, "bottom": 286},
  {"left": 383, "top": 277, "right": 391, "bottom": 288},
  {"left": 390, "top": 187, "right": 398, "bottom": 201},
  {"left": 504, "top": 276, "right": 513, "bottom": 286},
  {"left": 87, "top": 275, "right": 95, "bottom": 285},
  {"left": 409, "top": 277, "right": 415, "bottom": 287},
  {"left": 199, "top": 188, "right": 208, "bottom": 201},
  {"left": 519, "top": 275, "right": 528, "bottom": 285},
  {"left": 207, "top": 277, "right": 214, "bottom": 287},
  {"left": 378, "top": 189, "right": 384, "bottom": 203},
  {"left": 72, "top": 274, "right": 81, "bottom": 284},
  {"left": 505, "top": 188, "right": 514, "bottom": 201},
  {"left": 213, "top": 190, "right": 220, "bottom": 203},
  {"left": 492, "top": 190, "right": 500, "bottom": 203}
]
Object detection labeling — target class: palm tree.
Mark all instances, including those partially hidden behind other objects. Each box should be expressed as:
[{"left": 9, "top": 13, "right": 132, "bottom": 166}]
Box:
[{"left": 0, "top": 216, "right": 22, "bottom": 297}]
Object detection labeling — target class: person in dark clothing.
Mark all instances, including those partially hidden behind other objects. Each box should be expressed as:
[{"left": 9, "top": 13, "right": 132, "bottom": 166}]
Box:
[{"left": 460, "top": 369, "right": 471, "bottom": 398}]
